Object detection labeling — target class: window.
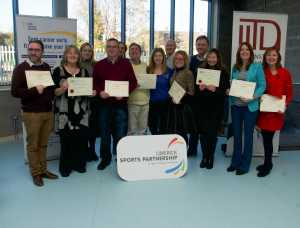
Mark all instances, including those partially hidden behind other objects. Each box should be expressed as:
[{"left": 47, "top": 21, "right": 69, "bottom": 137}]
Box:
[
  {"left": 0, "top": 0, "right": 15, "bottom": 85},
  {"left": 154, "top": 0, "right": 170, "bottom": 49},
  {"left": 68, "top": 0, "right": 89, "bottom": 47},
  {"left": 126, "top": 0, "right": 150, "bottom": 62},
  {"left": 175, "top": 0, "right": 190, "bottom": 52},
  {"left": 193, "top": 0, "right": 208, "bottom": 54},
  {"left": 19, "top": 0, "right": 52, "bottom": 17},
  {"left": 94, "top": 0, "right": 121, "bottom": 60}
]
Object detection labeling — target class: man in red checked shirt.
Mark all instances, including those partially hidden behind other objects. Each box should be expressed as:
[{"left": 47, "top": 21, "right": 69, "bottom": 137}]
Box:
[{"left": 93, "top": 38, "right": 137, "bottom": 170}]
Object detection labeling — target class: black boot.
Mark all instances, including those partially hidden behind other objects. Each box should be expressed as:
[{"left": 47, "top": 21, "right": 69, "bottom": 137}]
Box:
[
  {"left": 257, "top": 164, "right": 273, "bottom": 177},
  {"left": 206, "top": 155, "right": 214, "bottom": 169},
  {"left": 200, "top": 158, "right": 208, "bottom": 168}
]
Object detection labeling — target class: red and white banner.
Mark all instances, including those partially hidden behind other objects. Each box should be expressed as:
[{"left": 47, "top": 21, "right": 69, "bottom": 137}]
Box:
[
  {"left": 227, "top": 12, "right": 288, "bottom": 157},
  {"left": 231, "top": 11, "right": 288, "bottom": 67}
]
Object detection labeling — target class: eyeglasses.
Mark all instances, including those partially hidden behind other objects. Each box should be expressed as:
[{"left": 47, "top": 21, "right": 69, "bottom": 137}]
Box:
[{"left": 28, "top": 48, "right": 42, "bottom": 52}]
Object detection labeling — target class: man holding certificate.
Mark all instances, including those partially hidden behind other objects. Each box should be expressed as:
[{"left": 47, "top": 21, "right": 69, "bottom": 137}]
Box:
[
  {"left": 256, "top": 47, "right": 293, "bottom": 177},
  {"left": 93, "top": 38, "right": 137, "bottom": 170},
  {"left": 127, "top": 43, "right": 150, "bottom": 135},
  {"left": 227, "top": 42, "right": 266, "bottom": 176},
  {"left": 188, "top": 35, "right": 209, "bottom": 157},
  {"left": 11, "top": 40, "right": 58, "bottom": 187}
]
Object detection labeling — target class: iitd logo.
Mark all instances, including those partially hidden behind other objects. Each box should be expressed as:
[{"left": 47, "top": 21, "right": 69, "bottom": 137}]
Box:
[{"left": 239, "top": 18, "right": 281, "bottom": 50}]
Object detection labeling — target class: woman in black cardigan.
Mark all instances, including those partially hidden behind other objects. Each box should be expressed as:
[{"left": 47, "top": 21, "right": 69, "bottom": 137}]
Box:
[{"left": 195, "top": 49, "right": 230, "bottom": 169}]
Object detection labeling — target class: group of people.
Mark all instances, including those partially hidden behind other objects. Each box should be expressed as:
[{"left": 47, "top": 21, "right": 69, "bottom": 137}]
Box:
[{"left": 11, "top": 35, "right": 293, "bottom": 187}]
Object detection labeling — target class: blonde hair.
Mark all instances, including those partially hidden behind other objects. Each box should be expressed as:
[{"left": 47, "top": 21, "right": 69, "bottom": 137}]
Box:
[
  {"left": 173, "top": 50, "right": 189, "bottom": 69},
  {"left": 80, "top": 42, "right": 95, "bottom": 63},
  {"left": 61, "top": 45, "right": 80, "bottom": 67}
]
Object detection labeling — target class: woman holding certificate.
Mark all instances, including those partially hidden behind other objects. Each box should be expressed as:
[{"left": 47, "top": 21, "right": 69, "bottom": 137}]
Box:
[
  {"left": 80, "top": 42, "right": 99, "bottom": 162},
  {"left": 53, "top": 45, "right": 90, "bottom": 177},
  {"left": 256, "top": 47, "right": 293, "bottom": 177},
  {"left": 196, "top": 49, "right": 230, "bottom": 169},
  {"left": 227, "top": 42, "right": 266, "bottom": 175},
  {"left": 148, "top": 48, "right": 173, "bottom": 135},
  {"left": 165, "top": 50, "right": 196, "bottom": 142}
]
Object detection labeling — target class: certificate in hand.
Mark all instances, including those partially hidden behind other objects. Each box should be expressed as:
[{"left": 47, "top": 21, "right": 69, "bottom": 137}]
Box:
[
  {"left": 67, "top": 77, "right": 93, "bottom": 97},
  {"left": 168, "top": 81, "right": 186, "bottom": 104},
  {"left": 105, "top": 80, "right": 129, "bottom": 97},
  {"left": 137, "top": 74, "right": 157, "bottom": 89},
  {"left": 229, "top": 79, "right": 256, "bottom": 99},
  {"left": 25, "top": 70, "right": 54, "bottom": 89},
  {"left": 196, "top": 68, "right": 221, "bottom": 87},
  {"left": 260, "top": 94, "right": 286, "bottom": 113}
]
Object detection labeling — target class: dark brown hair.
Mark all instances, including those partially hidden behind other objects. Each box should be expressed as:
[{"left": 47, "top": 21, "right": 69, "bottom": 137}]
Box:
[
  {"left": 263, "top": 47, "right": 282, "bottom": 69},
  {"left": 195, "top": 35, "right": 209, "bottom": 45},
  {"left": 234, "top": 42, "right": 254, "bottom": 71},
  {"left": 204, "top": 48, "right": 224, "bottom": 70},
  {"left": 147, "top": 48, "right": 167, "bottom": 74},
  {"left": 28, "top": 40, "right": 44, "bottom": 51}
]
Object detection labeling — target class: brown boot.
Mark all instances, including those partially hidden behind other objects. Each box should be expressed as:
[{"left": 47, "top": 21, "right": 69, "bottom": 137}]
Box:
[
  {"left": 41, "top": 171, "right": 59, "bottom": 180},
  {"left": 32, "top": 175, "right": 44, "bottom": 187}
]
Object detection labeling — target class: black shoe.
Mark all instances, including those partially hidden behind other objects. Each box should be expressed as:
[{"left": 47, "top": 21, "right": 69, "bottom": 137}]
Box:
[
  {"left": 206, "top": 157, "right": 214, "bottom": 169},
  {"left": 227, "top": 166, "right": 236, "bottom": 172},
  {"left": 73, "top": 167, "right": 86, "bottom": 173},
  {"left": 236, "top": 169, "right": 247, "bottom": 175},
  {"left": 257, "top": 168, "right": 271, "bottom": 177},
  {"left": 97, "top": 160, "right": 111, "bottom": 170},
  {"left": 60, "top": 171, "right": 71, "bottom": 177},
  {"left": 200, "top": 159, "right": 207, "bottom": 168},
  {"left": 256, "top": 164, "right": 265, "bottom": 172}
]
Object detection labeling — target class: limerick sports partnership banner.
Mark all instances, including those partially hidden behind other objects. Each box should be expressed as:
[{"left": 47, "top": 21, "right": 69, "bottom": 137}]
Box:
[{"left": 117, "top": 135, "right": 188, "bottom": 181}]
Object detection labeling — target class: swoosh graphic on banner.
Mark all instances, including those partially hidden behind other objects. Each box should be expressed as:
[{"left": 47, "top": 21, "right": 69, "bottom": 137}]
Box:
[
  {"left": 37, "top": 31, "right": 76, "bottom": 40},
  {"left": 168, "top": 137, "right": 184, "bottom": 148},
  {"left": 165, "top": 162, "right": 182, "bottom": 174}
]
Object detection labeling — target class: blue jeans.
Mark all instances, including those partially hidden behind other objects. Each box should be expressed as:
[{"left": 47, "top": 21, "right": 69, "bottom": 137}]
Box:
[
  {"left": 98, "top": 103, "right": 128, "bottom": 162},
  {"left": 230, "top": 106, "right": 258, "bottom": 172}
]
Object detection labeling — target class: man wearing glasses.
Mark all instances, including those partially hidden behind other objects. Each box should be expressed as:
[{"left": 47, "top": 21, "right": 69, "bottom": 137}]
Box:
[
  {"left": 93, "top": 38, "right": 137, "bottom": 170},
  {"left": 11, "top": 40, "right": 58, "bottom": 187}
]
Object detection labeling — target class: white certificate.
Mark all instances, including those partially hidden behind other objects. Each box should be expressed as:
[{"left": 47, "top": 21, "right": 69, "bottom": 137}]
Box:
[
  {"left": 67, "top": 77, "right": 93, "bottom": 97},
  {"left": 137, "top": 74, "right": 157, "bottom": 89},
  {"left": 105, "top": 80, "right": 129, "bottom": 97},
  {"left": 260, "top": 94, "right": 286, "bottom": 113},
  {"left": 196, "top": 68, "right": 221, "bottom": 87},
  {"left": 229, "top": 79, "right": 256, "bottom": 99},
  {"left": 168, "top": 81, "right": 186, "bottom": 104},
  {"left": 25, "top": 70, "right": 54, "bottom": 89}
]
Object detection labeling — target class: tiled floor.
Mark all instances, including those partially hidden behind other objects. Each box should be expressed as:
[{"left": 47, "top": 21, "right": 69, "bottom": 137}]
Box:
[{"left": 1, "top": 139, "right": 300, "bottom": 228}]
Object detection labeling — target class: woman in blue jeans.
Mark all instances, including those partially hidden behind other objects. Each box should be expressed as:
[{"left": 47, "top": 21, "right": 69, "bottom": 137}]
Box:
[{"left": 227, "top": 42, "right": 266, "bottom": 175}]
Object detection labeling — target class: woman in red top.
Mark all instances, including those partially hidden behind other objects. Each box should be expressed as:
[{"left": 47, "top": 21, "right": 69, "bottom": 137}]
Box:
[{"left": 256, "top": 47, "right": 293, "bottom": 177}]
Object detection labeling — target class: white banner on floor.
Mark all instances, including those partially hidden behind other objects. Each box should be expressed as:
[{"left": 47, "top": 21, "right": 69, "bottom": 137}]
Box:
[
  {"left": 227, "top": 11, "right": 288, "bottom": 156},
  {"left": 117, "top": 135, "right": 188, "bottom": 181},
  {"left": 16, "top": 15, "right": 77, "bottom": 161}
]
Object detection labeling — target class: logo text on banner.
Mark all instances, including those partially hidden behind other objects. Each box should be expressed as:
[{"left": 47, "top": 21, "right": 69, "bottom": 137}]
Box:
[{"left": 117, "top": 134, "right": 188, "bottom": 181}]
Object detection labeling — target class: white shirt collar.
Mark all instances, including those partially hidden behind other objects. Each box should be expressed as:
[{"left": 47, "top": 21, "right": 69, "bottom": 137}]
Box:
[{"left": 26, "top": 59, "right": 44, "bottom": 67}]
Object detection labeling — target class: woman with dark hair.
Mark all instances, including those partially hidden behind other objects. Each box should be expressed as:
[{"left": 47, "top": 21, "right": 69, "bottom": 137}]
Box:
[
  {"left": 52, "top": 45, "right": 90, "bottom": 177},
  {"left": 196, "top": 48, "right": 230, "bottom": 169},
  {"left": 165, "top": 50, "right": 196, "bottom": 143},
  {"left": 79, "top": 42, "right": 99, "bottom": 162},
  {"left": 256, "top": 47, "right": 293, "bottom": 177},
  {"left": 227, "top": 42, "right": 266, "bottom": 175},
  {"left": 148, "top": 48, "right": 173, "bottom": 135}
]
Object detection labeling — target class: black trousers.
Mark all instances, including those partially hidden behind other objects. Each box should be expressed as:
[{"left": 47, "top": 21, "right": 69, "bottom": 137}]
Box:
[
  {"left": 59, "top": 129, "right": 88, "bottom": 174},
  {"left": 148, "top": 100, "right": 168, "bottom": 135},
  {"left": 200, "top": 132, "right": 218, "bottom": 160},
  {"left": 261, "top": 130, "right": 275, "bottom": 168}
]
